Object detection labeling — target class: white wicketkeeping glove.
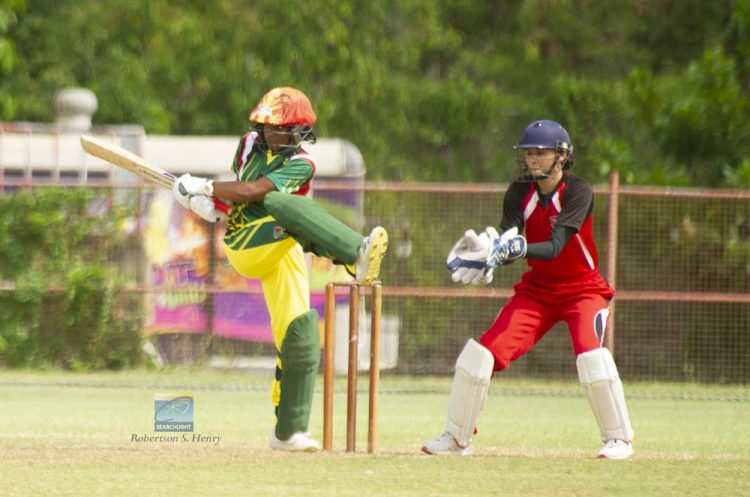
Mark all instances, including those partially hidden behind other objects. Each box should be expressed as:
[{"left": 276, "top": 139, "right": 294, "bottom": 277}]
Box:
[
  {"left": 173, "top": 173, "right": 215, "bottom": 209},
  {"left": 188, "top": 195, "right": 222, "bottom": 223},
  {"left": 446, "top": 229, "right": 491, "bottom": 285},
  {"left": 482, "top": 227, "right": 527, "bottom": 284}
]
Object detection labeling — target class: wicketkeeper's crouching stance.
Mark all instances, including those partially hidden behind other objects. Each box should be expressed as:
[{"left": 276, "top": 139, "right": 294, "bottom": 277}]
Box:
[
  {"left": 172, "top": 87, "right": 388, "bottom": 452},
  {"left": 422, "top": 120, "right": 634, "bottom": 459}
]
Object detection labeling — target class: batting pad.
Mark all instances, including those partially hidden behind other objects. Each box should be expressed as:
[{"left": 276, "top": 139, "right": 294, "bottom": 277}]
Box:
[
  {"left": 276, "top": 310, "right": 320, "bottom": 441},
  {"left": 264, "top": 191, "right": 363, "bottom": 264},
  {"left": 576, "top": 348, "right": 634, "bottom": 442},
  {"left": 445, "top": 339, "right": 494, "bottom": 446}
]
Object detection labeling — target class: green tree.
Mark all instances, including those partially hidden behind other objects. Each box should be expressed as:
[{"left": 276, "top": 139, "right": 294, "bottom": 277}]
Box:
[
  {"left": 0, "top": 0, "right": 748, "bottom": 186},
  {"left": 0, "top": 0, "right": 23, "bottom": 119}
]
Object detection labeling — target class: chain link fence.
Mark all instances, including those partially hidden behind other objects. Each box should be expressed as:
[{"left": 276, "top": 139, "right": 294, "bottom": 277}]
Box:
[{"left": 1, "top": 177, "right": 748, "bottom": 384}]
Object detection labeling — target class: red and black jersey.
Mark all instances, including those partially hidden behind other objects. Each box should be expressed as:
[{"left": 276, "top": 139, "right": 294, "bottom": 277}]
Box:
[{"left": 501, "top": 174, "right": 613, "bottom": 300}]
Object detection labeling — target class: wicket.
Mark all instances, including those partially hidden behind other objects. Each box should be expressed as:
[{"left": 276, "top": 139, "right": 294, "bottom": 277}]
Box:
[{"left": 322, "top": 280, "right": 382, "bottom": 453}]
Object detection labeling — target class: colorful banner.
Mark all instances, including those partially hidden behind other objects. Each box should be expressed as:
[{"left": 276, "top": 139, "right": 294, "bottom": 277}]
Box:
[{"left": 144, "top": 189, "right": 357, "bottom": 343}]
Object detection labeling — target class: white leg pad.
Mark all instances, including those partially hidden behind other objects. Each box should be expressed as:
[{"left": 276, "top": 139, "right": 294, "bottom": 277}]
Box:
[
  {"left": 445, "top": 339, "right": 494, "bottom": 446},
  {"left": 576, "top": 348, "right": 634, "bottom": 443}
]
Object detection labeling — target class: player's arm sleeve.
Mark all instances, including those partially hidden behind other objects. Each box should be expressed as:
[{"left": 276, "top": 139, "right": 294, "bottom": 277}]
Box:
[
  {"left": 265, "top": 158, "right": 314, "bottom": 193},
  {"left": 500, "top": 182, "right": 526, "bottom": 232},
  {"left": 525, "top": 178, "right": 593, "bottom": 260}
]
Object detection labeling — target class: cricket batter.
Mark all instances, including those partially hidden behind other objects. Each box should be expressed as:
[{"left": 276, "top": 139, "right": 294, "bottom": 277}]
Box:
[
  {"left": 422, "top": 120, "right": 634, "bottom": 459},
  {"left": 172, "top": 87, "right": 388, "bottom": 452}
]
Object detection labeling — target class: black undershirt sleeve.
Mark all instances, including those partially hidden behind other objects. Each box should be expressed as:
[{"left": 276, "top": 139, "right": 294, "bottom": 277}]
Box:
[{"left": 500, "top": 182, "right": 526, "bottom": 232}]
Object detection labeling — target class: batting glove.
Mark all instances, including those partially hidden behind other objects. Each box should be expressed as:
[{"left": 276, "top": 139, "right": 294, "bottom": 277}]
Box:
[
  {"left": 173, "top": 173, "right": 214, "bottom": 209},
  {"left": 189, "top": 195, "right": 223, "bottom": 223}
]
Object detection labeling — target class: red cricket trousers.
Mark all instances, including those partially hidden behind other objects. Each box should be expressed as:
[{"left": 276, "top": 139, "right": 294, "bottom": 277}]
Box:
[{"left": 478, "top": 273, "right": 614, "bottom": 372}]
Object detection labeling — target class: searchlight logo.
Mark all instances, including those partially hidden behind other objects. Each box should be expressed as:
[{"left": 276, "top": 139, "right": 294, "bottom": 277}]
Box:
[{"left": 154, "top": 392, "right": 194, "bottom": 432}]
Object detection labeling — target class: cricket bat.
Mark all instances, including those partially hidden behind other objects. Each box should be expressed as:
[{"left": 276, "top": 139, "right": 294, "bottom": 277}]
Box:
[{"left": 80, "top": 134, "right": 230, "bottom": 214}]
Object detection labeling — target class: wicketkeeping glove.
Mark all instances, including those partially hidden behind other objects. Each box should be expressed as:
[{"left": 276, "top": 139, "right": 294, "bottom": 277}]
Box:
[
  {"left": 483, "top": 227, "right": 527, "bottom": 284},
  {"left": 446, "top": 229, "right": 492, "bottom": 285}
]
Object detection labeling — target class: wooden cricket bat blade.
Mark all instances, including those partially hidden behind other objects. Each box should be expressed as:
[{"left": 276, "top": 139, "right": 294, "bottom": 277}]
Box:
[{"left": 80, "top": 135, "right": 230, "bottom": 215}]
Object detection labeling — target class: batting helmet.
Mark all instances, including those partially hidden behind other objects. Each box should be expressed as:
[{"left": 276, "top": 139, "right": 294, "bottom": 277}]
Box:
[
  {"left": 249, "top": 87, "right": 317, "bottom": 127},
  {"left": 248, "top": 87, "right": 317, "bottom": 151}
]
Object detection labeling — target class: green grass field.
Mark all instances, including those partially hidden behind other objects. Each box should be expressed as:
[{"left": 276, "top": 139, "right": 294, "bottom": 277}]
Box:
[{"left": 0, "top": 369, "right": 748, "bottom": 497}]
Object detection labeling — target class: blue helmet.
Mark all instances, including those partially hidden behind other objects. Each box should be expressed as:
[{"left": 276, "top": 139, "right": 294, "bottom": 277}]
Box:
[{"left": 515, "top": 120, "right": 574, "bottom": 174}]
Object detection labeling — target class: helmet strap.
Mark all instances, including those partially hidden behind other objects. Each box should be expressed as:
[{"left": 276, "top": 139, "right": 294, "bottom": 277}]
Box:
[{"left": 526, "top": 153, "right": 564, "bottom": 180}]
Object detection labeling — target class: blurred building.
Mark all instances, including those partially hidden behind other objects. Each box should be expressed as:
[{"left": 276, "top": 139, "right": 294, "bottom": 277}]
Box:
[{"left": 0, "top": 87, "right": 366, "bottom": 185}]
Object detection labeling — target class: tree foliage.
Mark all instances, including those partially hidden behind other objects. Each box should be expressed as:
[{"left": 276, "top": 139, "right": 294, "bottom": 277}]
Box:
[
  {"left": 0, "top": 0, "right": 748, "bottom": 186},
  {"left": 0, "top": 189, "right": 142, "bottom": 369}
]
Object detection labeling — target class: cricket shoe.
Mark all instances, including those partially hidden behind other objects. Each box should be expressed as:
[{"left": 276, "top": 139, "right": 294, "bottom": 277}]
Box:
[
  {"left": 597, "top": 439, "right": 633, "bottom": 460},
  {"left": 269, "top": 430, "right": 320, "bottom": 452},
  {"left": 421, "top": 432, "right": 474, "bottom": 456},
  {"left": 355, "top": 226, "right": 388, "bottom": 283}
]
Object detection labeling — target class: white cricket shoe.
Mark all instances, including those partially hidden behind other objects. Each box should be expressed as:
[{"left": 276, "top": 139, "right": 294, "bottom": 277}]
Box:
[
  {"left": 421, "top": 432, "right": 474, "bottom": 456},
  {"left": 597, "top": 439, "right": 633, "bottom": 460},
  {"left": 269, "top": 430, "right": 320, "bottom": 452},
  {"left": 355, "top": 226, "right": 388, "bottom": 283}
]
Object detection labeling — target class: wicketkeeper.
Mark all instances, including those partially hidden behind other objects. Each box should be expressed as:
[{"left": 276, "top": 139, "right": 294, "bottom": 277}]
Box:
[
  {"left": 172, "top": 86, "right": 388, "bottom": 452},
  {"left": 422, "top": 120, "right": 634, "bottom": 459}
]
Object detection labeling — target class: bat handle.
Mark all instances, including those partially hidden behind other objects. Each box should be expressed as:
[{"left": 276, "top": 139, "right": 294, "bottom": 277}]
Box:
[{"left": 213, "top": 199, "right": 231, "bottom": 215}]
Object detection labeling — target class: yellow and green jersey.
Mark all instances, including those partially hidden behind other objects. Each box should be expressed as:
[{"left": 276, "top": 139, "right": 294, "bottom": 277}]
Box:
[{"left": 224, "top": 131, "right": 317, "bottom": 251}]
